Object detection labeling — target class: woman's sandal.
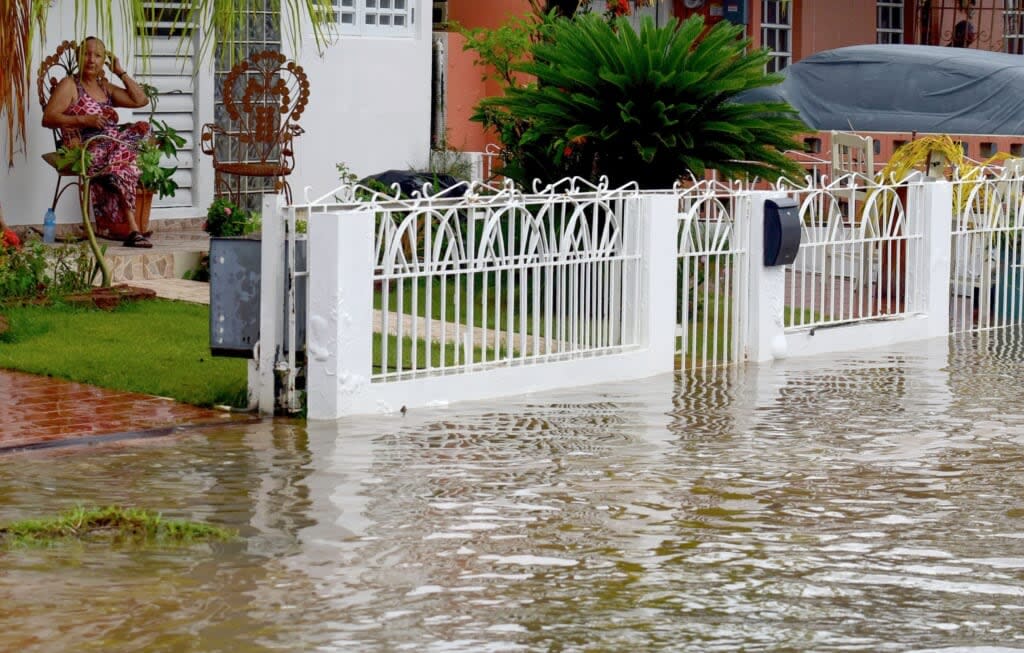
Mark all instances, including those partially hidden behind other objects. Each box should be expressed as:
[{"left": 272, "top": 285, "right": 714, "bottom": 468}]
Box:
[{"left": 123, "top": 231, "right": 153, "bottom": 248}]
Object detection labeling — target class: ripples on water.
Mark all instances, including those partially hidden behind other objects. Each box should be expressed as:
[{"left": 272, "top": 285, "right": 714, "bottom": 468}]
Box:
[{"left": 2, "top": 331, "right": 1024, "bottom": 652}]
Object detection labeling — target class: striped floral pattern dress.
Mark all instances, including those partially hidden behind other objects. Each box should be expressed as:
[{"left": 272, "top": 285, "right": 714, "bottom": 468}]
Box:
[{"left": 63, "top": 80, "right": 150, "bottom": 238}]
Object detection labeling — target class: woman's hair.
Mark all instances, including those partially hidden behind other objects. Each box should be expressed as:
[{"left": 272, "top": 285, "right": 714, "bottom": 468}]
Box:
[{"left": 80, "top": 35, "right": 105, "bottom": 53}]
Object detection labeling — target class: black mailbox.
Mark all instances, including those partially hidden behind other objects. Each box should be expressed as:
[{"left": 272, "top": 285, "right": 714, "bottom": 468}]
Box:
[{"left": 764, "top": 197, "right": 801, "bottom": 267}]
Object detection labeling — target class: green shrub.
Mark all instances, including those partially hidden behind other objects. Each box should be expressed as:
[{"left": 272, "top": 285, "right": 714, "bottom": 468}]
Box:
[
  {"left": 477, "top": 14, "right": 808, "bottom": 189},
  {"left": 0, "top": 240, "right": 47, "bottom": 299},
  {"left": 0, "top": 236, "right": 98, "bottom": 301}
]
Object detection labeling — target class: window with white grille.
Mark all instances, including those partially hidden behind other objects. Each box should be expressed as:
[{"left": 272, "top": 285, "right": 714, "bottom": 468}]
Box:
[
  {"left": 876, "top": 0, "right": 904, "bottom": 44},
  {"left": 328, "top": 0, "right": 415, "bottom": 35},
  {"left": 1005, "top": 0, "right": 1024, "bottom": 54},
  {"left": 761, "top": 0, "right": 792, "bottom": 73}
]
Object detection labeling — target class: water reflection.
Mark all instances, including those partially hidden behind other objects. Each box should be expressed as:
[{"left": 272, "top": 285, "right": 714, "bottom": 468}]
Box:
[{"left": 2, "top": 332, "right": 1024, "bottom": 651}]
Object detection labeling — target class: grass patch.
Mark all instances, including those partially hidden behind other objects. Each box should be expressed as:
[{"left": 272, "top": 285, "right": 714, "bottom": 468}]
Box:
[
  {"left": 376, "top": 274, "right": 549, "bottom": 335},
  {"left": 0, "top": 297, "right": 498, "bottom": 396},
  {"left": 0, "top": 505, "right": 235, "bottom": 548},
  {"left": 0, "top": 300, "right": 247, "bottom": 407},
  {"left": 373, "top": 332, "right": 498, "bottom": 373}
]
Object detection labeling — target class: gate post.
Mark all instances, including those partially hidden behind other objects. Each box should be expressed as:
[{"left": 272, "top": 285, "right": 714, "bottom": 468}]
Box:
[
  {"left": 906, "top": 178, "right": 952, "bottom": 336},
  {"left": 624, "top": 192, "right": 678, "bottom": 369},
  {"left": 250, "top": 193, "right": 286, "bottom": 416},
  {"left": 744, "top": 191, "right": 790, "bottom": 362},
  {"left": 306, "top": 208, "right": 375, "bottom": 420}
]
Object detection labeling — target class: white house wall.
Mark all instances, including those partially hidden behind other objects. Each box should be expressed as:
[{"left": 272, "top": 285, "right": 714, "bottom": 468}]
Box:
[
  {"left": 2, "top": 2, "right": 431, "bottom": 228},
  {"left": 289, "top": 1, "right": 432, "bottom": 200},
  {"left": 0, "top": 10, "right": 127, "bottom": 228}
]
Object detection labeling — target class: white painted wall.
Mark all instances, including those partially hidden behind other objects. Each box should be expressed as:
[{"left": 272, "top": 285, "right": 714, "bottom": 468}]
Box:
[
  {"left": 288, "top": 1, "right": 432, "bottom": 203},
  {"left": 2, "top": 1, "right": 431, "bottom": 228},
  {"left": 0, "top": 10, "right": 130, "bottom": 228}
]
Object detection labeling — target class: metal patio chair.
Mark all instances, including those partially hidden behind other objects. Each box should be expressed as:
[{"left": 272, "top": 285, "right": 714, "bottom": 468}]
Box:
[
  {"left": 201, "top": 50, "right": 310, "bottom": 206},
  {"left": 37, "top": 39, "right": 82, "bottom": 211}
]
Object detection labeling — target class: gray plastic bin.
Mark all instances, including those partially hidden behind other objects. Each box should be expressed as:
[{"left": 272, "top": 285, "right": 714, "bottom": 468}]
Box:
[{"left": 209, "top": 236, "right": 307, "bottom": 358}]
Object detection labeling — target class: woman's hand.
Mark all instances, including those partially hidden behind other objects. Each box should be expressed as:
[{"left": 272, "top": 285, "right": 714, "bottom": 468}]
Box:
[
  {"left": 108, "top": 55, "right": 126, "bottom": 78},
  {"left": 79, "top": 114, "right": 108, "bottom": 130}
]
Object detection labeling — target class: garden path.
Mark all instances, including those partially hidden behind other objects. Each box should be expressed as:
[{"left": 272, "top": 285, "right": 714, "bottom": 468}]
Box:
[{"left": 0, "top": 368, "right": 253, "bottom": 453}]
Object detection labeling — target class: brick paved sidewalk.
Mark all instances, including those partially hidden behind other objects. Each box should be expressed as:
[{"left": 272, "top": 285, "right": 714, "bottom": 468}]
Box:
[{"left": 0, "top": 369, "right": 254, "bottom": 453}]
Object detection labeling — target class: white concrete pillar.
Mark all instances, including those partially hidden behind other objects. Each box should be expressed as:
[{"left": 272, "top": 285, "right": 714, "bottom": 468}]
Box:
[
  {"left": 745, "top": 191, "right": 789, "bottom": 363},
  {"left": 632, "top": 192, "right": 679, "bottom": 370},
  {"left": 306, "top": 208, "right": 375, "bottom": 421},
  {"left": 906, "top": 178, "right": 952, "bottom": 338}
]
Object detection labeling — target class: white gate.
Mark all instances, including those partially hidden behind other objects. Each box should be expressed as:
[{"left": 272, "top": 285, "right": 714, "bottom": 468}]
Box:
[
  {"left": 675, "top": 181, "right": 749, "bottom": 370},
  {"left": 950, "top": 165, "right": 1024, "bottom": 333}
]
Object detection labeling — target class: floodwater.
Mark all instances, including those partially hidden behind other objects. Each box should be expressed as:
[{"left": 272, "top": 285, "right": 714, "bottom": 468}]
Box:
[{"left": 3, "top": 332, "right": 1024, "bottom": 652}]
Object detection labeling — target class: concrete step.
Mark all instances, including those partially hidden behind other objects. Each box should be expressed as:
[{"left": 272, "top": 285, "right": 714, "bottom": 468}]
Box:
[{"left": 102, "top": 230, "right": 209, "bottom": 283}]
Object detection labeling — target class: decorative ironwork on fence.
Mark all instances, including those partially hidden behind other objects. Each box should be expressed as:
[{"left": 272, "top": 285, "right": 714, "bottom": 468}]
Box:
[
  {"left": 950, "top": 163, "right": 1024, "bottom": 332},
  {"left": 675, "top": 180, "right": 748, "bottom": 371},
  {"left": 274, "top": 162, "right": 1024, "bottom": 418},
  {"left": 298, "top": 177, "right": 644, "bottom": 382},
  {"left": 779, "top": 173, "right": 920, "bottom": 331}
]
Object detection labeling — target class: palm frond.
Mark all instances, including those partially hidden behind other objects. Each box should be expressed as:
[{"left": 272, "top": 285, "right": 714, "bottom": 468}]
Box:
[{"left": 1, "top": 0, "right": 48, "bottom": 168}]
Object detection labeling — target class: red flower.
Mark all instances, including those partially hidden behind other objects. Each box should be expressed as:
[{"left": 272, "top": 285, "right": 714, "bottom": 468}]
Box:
[
  {"left": 1, "top": 228, "right": 20, "bottom": 250},
  {"left": 611, "top": 0, "right": 631, "bottom": 16}
]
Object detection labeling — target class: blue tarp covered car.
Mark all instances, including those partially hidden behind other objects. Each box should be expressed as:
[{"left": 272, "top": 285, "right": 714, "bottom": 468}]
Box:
[{"left": 736, "top": 44, "right": 1024, "bottom": 136}]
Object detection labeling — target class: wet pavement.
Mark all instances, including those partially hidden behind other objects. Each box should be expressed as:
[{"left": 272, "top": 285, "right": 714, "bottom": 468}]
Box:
[
  {"left": 0, "top": 229, "right": 255, "bottom": 453},
  {"left": 0, "top": 368, "right": 254, "bottom": 453}
]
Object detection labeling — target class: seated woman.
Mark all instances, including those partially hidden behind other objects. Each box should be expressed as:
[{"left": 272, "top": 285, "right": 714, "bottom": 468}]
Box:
[{"left": 42, "top": 36, "right": 152, "bottom": 247}]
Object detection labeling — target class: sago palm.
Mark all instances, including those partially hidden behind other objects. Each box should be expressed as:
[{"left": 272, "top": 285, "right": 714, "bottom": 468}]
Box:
[{"left": 481, "top": 13, "right": 808, "bottom": 189}]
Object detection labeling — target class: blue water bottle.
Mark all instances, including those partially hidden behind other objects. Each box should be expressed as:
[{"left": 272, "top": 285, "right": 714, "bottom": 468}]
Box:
[{"left": 43, "top": 208, "right": 56, "bottom": 243}]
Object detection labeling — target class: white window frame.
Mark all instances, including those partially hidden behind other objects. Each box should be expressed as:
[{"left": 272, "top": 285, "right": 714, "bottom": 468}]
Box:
[
  {"left": 761, "top": 0, "right": 792, "bottom": 74},
  {"left": 1005, "top": 0, "right": 1024, "bottom": 54},
  {"left": 328, "top": 0, "right": 416, "bottom": 36},
  {"left": 876, "top": 0, "right": 904, "bottom": 44}
]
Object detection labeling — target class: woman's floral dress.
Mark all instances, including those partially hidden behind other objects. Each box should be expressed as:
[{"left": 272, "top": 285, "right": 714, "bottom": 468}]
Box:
[{"left": 63, "top": 80, "right": 150, "bottom": 238}]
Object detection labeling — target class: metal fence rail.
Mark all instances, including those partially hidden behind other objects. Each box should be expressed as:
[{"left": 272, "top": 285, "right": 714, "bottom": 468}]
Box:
[
  {"left": 297, "top": 178, "right": 644, "bottom": 382},
  {"left": 950, "top": 165, "right": 1024, "bottom": 333},
  {"left": 781, "top": 174, "right": 920, "bottom": 331},
  {"left": 675, "top": 181, "right": 748, "bottom": 370}
]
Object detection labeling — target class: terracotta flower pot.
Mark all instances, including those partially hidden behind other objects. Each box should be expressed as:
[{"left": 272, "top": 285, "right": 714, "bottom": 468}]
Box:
[{"left": 135, "top": 187, "right": 154, "bottom": 235}]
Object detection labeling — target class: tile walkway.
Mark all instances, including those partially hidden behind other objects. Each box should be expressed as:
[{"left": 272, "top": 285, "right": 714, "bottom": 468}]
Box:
[{"left": 0, "top": 369, "right": 253, "bottom": 453}]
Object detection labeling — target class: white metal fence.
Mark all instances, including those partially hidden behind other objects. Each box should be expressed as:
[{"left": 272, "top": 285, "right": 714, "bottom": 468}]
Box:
[
  {"left": 252, "top": 165, "right": 1024, "bottom": 417},
  {"left": 675, "top": 181, "right": 749, "bottom": 370},
  {"left": 370, "top": 179, "right": 642, "bottom": 381},
  {"left": 950, "top": 165, "right": 1024, "bottom": 333},
  {"left": 781, "top": 174, "right": 921, "bottom": 330},
  {"left": 295, "top": 178, "right": 645, "bottom": 383}
]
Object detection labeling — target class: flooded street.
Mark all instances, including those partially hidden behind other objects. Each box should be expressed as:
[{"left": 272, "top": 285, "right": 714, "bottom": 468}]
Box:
[{"left": 2, "top": 332, "right": 1024, "bottom": 652}]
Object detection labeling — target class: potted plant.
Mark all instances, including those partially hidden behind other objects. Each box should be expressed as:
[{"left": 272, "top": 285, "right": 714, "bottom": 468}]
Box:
[{"left": 204, "top": 197, "right": 261, "bottom": 238}]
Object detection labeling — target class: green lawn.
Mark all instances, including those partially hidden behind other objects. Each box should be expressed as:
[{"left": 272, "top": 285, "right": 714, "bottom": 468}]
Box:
[
  {"left": 376, "top": 273, "right": 545, "bottom": 335},
  {"left": 0, "top": 299, "right": 494, "bottom": 404},
  {"left": 0, "top": 300, "right": 249, "bottom": 407}
]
